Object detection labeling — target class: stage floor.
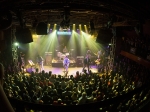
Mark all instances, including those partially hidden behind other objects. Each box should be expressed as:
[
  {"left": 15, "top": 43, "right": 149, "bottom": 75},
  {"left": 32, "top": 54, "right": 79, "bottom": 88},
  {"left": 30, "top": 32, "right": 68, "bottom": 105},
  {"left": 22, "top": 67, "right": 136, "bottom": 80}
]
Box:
[{"left": 42, "top": 65, "right": 98, "bottom": 76}]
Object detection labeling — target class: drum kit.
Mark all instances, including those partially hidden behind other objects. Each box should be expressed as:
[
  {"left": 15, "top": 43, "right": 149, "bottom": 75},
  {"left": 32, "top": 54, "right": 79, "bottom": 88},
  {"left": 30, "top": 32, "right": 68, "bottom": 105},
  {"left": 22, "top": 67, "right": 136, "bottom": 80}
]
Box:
[{"left": 56, "top": 49, "right": 74, "bottom": 60}]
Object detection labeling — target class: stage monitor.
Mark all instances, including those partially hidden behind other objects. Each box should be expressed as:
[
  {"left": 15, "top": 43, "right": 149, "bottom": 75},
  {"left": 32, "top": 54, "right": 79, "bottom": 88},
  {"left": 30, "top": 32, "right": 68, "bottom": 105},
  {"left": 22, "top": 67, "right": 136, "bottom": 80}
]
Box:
[{"left": 96, "top": 28, "right": 113, "bottom": 44}]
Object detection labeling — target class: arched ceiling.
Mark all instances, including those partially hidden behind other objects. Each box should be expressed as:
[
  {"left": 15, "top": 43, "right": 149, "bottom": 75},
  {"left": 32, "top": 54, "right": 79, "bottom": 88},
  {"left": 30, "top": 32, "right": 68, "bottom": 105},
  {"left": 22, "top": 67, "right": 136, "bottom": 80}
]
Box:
[{"left": 0, "top": 0, "right": 150, "bottom": 29}]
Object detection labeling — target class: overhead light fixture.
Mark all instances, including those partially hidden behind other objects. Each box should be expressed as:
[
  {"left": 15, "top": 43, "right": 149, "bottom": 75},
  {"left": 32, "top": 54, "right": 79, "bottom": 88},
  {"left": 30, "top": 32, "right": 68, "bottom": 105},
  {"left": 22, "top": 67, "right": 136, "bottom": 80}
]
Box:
[
  {"left": 57, "top": 31, "right": 71, "bottom": 35},
  {"left": 60, "top": 5, "right": 71, "bottom": 30},
  {"left": 89, "top": 19, "right": 95, "bottom": 35}
]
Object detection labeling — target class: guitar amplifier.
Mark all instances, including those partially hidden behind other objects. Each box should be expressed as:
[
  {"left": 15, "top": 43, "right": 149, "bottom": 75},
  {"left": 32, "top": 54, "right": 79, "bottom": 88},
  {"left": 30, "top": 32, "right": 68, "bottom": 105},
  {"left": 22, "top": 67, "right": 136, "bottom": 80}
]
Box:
[
  {"left": 76, "top": 56, "right": 84, "bottom": 59},
  {"left": 76, "top": 56, "right": 84, "bottom": 67},
  {"left": 45, "top": 52, "right": 52, "bottom": 65}
]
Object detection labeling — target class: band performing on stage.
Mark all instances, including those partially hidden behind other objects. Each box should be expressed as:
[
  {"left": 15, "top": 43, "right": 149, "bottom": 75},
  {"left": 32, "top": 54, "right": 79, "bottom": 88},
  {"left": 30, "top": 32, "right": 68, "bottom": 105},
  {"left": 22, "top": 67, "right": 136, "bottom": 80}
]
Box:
[{"left": 20, "top": 44, "right": 108, "bottom": 75}]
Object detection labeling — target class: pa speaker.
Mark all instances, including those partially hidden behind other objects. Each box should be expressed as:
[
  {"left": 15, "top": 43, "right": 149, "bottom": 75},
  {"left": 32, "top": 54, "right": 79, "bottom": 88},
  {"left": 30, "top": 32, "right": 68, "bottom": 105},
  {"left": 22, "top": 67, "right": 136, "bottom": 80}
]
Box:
[
  {"left": 76, "top": 56, "right": 84, "bottom": 67},
  {"left": 15, "top": 28, "right": 33, "bottom": 43},
  {"left": 36, "top": 22, "right": 47, "bottom": 35},
  {"left": 90, "top": 20, "right": 95, "bottom": 30},
  {"left": 0, "top": 10, "right": 12, "bottom": 30},
  {"left": 96, "top": 28, "right": 113, "bottom": 44}
]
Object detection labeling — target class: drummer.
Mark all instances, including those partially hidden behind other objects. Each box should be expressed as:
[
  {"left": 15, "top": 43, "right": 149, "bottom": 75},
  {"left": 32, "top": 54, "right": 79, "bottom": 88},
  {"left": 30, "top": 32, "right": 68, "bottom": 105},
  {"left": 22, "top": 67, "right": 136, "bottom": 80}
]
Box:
[{"left": 63, "top": 46, "right": 68, "bottom": 54}]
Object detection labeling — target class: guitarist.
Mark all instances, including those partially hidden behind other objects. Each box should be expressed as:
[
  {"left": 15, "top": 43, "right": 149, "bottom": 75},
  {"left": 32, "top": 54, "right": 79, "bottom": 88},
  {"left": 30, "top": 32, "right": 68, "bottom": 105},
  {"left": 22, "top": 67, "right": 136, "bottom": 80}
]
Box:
[
  {"left": 95, "top": 57, "right": 101, "bottom": 72},
  {"left": 97, "top": 49, "right": 102, "bottom": 59},
  {"left": 83, "top": 54, "right": 91, "bottom": 72},
  {"left": 63, "top": 56, "right": 70, "bottom": 75},
  {"left": 37, "top": 55, "right": 44, "bottom": 72},
  {"left": 95, "top": 58, "right": 101, "bottom": 66}
]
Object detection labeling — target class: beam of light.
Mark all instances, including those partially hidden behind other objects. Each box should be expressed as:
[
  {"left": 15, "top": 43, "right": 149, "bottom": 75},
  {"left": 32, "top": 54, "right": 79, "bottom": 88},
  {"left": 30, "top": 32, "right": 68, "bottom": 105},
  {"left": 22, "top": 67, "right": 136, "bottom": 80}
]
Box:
[
  {"left": 47, "top": 30, "right": 58, "bottom": 55},
  {"left": 24, "top": 29, "right": 103, "bottom": 65},
  {"left": 27, "top": 34, "right": 38, "bottom": 61},
  {"left": 84, "top": 25, "right": 88, "bottom": 33},
  {"left": 27, "top": 30, "right": 58, "bottom": 62},
  {"left": 73, "top": 24, "right": 75, "bottom": 31},
  {"left": 14, "top": 42, "right": 19, "bottom": 46},
  {"left": 80, "top": 31, "right": 87, "bottom": 56},
  {"left": 81, "top": 31, "right": 103, "bottom": 55},
  {"left": 57, "top": 31, "right": 71, "bottom": 35},
  {"left": 53, "top": 24, "right": 57, "bottom": 31},
  {"left": 47, "top": 24, "right": 50, "bottom": 33},
  {"left": 79, "top": 24, "right": 82, "bottom": 35},
  {"left": 68, "top": 30, "right": 81, "bottom": 56},
  {"left": 28, "top": 35, "right": 48, "bottom": 61}
]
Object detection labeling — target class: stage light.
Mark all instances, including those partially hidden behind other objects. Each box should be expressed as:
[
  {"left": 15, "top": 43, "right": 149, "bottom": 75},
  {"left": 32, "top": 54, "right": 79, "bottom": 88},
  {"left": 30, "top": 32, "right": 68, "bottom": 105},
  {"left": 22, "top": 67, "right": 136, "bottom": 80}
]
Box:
[
  {"left": 60, "top": 19, "right": 70, "bottom": 30},
  {"left": 14, "top": 42, "right": 19, "bottom": 46},
  {"left": 60, "top": 5, "right": 71, "bottom": 30},
  {"left": 57, "top": 31, "right": 71, "bottom": 35},
  {"left": 47, "top": 24, "right": 50, "bottom": 28},
  {"left": 73, "top": 24, "right": 75, "bottom": 31},
  {"left": 47, "top": 24, "right": 50, "bottom": 33},
  {"left": 79, "top": 24, "right": 82, "bottom": 31},
  {"left": 84, "top": 25, "right": 88, "bottom": 33},
  {"left": 53, "top": 24, "right": 57, "bottom": 31}
]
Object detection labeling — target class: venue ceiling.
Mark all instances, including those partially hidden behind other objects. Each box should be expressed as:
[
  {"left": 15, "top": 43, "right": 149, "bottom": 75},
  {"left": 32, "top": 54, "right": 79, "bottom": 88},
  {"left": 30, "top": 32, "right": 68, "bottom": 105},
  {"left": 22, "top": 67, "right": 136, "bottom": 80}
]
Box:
[{"left": 0, "top": 0, "right": 150, "bottom": 30}]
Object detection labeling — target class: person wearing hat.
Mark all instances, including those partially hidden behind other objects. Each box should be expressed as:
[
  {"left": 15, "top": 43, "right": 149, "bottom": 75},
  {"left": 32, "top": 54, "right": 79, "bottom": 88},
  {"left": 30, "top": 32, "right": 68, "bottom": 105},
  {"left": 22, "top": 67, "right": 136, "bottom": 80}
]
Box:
[{"left": 63, "top": 55, "right": 70, "bottom": 76}]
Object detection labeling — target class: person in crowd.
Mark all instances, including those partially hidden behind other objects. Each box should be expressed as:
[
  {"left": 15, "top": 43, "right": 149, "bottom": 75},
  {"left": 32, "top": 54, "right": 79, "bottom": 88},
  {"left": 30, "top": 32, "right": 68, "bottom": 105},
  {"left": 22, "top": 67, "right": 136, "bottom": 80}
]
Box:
[
  {"left": 0, "top": 63, "right": 15, "bottom": 112},
  {"left": 77, "top": 92, "right": 87, "bottom": 105},
  {"left": 1, "top": 54, "right": 150, "bottom": 111},
  {"left": 18, "top": 52, "right": 25, "bottom": 73}
]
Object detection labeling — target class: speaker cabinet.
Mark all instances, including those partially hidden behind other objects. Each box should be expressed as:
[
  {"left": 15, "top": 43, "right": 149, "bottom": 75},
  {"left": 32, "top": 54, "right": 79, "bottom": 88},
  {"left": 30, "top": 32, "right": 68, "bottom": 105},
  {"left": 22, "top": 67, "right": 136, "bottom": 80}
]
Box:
[
  {"left": 15, "top": 28, "right": 33, "bottom": 43},
  {"left": 76, "top": 56, "right": 84, "bottom": 67},
  {"left": 45, "top": 52, "right": 52, "bottom": 65},
  {"left": 96, "top": 28, "right": 113, "bottom": 44},
  {"left": 36, "top": 22, "right": 47, "bottom": 35}
]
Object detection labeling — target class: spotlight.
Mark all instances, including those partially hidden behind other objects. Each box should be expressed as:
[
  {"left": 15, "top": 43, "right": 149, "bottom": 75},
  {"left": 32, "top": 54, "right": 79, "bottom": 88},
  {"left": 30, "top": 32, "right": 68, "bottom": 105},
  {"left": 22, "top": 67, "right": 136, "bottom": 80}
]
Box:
[{"left": 14, "top": 42, "right": 19, "bottom": 46}]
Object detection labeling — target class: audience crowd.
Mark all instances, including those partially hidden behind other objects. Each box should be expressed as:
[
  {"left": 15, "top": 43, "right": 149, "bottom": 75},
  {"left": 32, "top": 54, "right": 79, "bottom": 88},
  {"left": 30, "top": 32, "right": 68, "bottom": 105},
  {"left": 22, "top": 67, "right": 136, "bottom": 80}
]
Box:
[
  {"left": 122, "top": 35, "right": 150, "bottom": 60},
  {"left": 2, "top": 54, "right": 150, "bottom": 111}
]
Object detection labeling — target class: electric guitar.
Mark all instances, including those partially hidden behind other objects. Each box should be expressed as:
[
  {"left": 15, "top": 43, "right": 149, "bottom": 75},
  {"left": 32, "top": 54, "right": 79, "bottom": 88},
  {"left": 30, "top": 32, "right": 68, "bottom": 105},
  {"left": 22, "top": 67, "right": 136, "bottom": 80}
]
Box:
[
  {"left": 63, "top": 63, "right": 69, "bottom": 67},
  {"left": 95, "top": 59, "right": 101, "bottom": 65}
]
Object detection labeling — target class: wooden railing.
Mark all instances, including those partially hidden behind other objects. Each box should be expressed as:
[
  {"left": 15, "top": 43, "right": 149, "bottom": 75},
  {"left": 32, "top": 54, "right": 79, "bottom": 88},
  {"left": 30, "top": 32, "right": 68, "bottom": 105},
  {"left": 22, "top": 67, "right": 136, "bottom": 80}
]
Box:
[{"left": 120, "top": 50, "right": 150, "bottom": 68}]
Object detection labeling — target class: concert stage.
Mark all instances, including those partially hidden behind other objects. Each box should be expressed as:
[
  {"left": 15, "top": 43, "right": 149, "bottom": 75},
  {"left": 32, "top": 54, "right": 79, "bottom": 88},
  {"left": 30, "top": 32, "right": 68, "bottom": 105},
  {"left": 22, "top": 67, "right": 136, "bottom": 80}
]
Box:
[
  {"left": 43, "top": 65, "right": 98, "bottom": 76},
  {"left": 26, "top": 65, "right": 98, "bottom": 77},
  {"left": 50, "top": 56, "right": 85, "bottom": 67}
]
